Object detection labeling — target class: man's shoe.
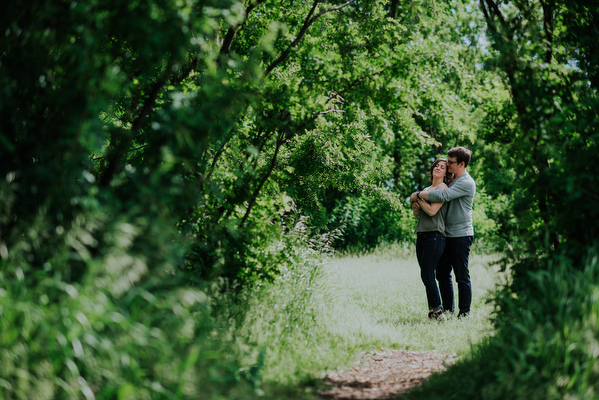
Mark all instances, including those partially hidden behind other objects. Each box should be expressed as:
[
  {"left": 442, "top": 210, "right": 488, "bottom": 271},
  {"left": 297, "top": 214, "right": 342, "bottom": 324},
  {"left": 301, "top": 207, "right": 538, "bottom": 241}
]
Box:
[{"left": 457, "top": 311, "right": 470, "bottom": 319}]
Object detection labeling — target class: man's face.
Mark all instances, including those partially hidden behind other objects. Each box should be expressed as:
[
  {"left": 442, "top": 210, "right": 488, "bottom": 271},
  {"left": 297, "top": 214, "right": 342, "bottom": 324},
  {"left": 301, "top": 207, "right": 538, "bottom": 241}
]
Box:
[{"left": 446, "top": 157, "right": 459, "bottom": 174}]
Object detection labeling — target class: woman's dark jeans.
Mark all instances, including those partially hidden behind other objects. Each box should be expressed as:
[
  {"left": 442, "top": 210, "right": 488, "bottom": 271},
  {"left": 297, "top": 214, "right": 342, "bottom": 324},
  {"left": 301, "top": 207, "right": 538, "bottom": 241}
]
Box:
[{"left": 416, "top": 231, "right": 446, "bottom": 311}]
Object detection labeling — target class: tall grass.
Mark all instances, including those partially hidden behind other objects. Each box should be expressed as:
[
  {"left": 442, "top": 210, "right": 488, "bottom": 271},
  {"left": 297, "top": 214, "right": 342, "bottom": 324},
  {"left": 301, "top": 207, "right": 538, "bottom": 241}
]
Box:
[
  {"left": 0, "top": 231, "right": 503, "bottom": 399},
  {"left": 228, "top": 241, "right": 504, "bottom": 398},
  {"left": 219, "top": 245, "right": 359, "bottom": 398},
  {"left": 0, "top": 232, "right": 252, "bottom": 400}
]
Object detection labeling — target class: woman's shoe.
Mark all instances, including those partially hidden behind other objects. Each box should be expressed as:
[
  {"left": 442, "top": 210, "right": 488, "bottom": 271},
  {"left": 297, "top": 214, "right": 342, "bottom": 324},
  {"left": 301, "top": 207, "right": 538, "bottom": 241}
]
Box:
[{"left": 428, "top": 309, "right": 446, "bottom": 322}]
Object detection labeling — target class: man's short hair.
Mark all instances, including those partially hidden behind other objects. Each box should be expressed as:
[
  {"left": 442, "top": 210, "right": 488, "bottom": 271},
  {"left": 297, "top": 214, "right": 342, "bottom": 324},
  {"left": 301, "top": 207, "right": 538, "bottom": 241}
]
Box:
[{"left": 447, "top": 146, "right": 472, "bottom": 167}]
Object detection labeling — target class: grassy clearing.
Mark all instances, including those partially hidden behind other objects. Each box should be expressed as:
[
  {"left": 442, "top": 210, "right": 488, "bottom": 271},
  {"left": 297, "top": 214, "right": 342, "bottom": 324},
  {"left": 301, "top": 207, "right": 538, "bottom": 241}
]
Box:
[
  {"left": 324, "top": 244, "right": 504, "bottom": 355},
  {"left": 232, "top": 242, "right": 505, "bottom": 398}
]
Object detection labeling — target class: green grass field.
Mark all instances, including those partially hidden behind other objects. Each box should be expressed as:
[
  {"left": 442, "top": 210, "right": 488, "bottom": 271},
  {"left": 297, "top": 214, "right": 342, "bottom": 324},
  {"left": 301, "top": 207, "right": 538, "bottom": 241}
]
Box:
[
  {"left": 235, "top": 243, "right": 506, "bottom": 397},
  {"left": 324, "top": 246, "right": 504, "bottom": 355}
]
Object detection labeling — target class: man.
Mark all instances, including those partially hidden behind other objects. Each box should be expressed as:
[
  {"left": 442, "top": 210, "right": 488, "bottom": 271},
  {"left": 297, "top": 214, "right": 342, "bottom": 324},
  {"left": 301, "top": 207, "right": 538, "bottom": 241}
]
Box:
[{"left": 411, "top": 147, "right": 476, "bottom": 318}]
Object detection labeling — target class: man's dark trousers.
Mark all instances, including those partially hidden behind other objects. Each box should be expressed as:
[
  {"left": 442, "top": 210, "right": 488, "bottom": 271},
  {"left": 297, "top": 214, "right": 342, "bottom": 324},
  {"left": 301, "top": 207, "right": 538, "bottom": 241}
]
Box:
[{"left": 435, "top": 236, "right": 474, "bottom": 315}]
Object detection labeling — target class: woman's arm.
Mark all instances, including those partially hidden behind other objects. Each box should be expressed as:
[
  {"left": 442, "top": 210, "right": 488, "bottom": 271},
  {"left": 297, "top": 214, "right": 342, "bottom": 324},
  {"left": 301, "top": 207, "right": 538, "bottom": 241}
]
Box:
[
  {"left": 417, "top": 199, "right": 443, "bottom": 216},
  {"left": 417, "top": 184, "right": 447, "bottom": 216}
]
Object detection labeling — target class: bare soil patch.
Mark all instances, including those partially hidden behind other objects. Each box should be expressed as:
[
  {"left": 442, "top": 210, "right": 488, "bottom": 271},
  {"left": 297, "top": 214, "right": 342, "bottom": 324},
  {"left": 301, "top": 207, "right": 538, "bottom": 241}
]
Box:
[{"left": 318, "top": 349, "right": 457, "bottom": 400}]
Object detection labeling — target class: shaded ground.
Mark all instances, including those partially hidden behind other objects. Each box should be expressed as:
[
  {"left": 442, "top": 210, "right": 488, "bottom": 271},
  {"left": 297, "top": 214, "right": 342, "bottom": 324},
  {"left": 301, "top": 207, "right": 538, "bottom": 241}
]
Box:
[{"left": 319, "top": 350, "right": 457, "bottom": 400}]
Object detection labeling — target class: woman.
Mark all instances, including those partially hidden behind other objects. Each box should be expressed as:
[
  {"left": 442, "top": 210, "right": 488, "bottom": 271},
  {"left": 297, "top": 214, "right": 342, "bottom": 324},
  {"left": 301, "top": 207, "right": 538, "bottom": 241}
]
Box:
[{"left": 412, "top": 158, "right": 451, "bottom": 321}]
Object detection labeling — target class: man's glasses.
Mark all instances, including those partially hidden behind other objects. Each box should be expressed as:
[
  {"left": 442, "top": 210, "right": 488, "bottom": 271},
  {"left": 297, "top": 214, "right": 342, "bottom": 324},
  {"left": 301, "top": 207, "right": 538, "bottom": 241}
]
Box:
[{"left": 446, "top": 159, "right": 458, "bottom": 165}]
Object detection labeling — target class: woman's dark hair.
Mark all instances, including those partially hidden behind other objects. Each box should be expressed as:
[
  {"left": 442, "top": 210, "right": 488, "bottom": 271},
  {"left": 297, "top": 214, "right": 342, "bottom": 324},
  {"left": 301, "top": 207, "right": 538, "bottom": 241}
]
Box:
[{"left": 429, "top": 158, "right": 453, "bottom": 184}]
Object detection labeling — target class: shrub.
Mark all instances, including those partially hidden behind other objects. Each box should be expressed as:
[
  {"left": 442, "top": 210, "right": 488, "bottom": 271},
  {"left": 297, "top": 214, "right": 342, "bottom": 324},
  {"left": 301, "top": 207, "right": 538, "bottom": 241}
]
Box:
[
  {"left": 0, "top": 211, "right": 248, "bottom": 400},
  {"left": 330, "top": 191, "right": 414, "bottom": 252}
]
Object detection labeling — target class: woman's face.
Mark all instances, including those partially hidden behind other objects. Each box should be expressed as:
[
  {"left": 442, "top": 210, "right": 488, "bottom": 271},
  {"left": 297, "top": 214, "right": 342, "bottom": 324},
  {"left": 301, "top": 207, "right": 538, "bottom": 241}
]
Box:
[{"left": 432, "top": 161, "right": 447, "bottom": 179}]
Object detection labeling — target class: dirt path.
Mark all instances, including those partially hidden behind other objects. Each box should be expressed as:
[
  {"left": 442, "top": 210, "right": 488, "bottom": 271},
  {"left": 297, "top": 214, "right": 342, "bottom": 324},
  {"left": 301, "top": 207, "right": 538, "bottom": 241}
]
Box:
[{"left": 318, "top": 349, "right": 457, "bottom": 400}]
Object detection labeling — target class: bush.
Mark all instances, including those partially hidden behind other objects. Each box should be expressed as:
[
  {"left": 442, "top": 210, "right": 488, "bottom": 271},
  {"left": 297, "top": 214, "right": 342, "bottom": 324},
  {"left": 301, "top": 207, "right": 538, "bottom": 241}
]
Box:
[
  {"left": 330, "top": 191, "right": 414, "bottom": 252},
  {"left": 0, "top": 198, "right": 350, "bottom": 399},
  {"left": 0, "top": 210, "right": 248, "bottom": 400}
]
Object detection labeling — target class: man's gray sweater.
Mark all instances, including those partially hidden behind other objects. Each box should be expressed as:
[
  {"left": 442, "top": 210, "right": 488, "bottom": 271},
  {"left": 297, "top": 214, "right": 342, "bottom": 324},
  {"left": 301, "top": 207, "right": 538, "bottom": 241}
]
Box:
[{"left": 427, "top": 171, "right": 476, "bottom": 238}]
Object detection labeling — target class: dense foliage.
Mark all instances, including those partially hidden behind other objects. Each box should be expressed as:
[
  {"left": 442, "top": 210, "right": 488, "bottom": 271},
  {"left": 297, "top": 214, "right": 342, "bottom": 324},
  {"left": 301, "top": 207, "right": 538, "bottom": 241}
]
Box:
[
  {"left": 475, "top": 0, "right": 599, "bottom": 273},
  {"left": 0, "top": 0, "right": 495, "bottom": 287},
  {"left": 1, "top": 0, "right": 598, "bottom": 398}
]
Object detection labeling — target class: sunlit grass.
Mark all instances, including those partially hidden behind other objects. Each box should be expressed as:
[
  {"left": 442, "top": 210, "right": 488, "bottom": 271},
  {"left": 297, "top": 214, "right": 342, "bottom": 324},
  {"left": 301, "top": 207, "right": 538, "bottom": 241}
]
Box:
[
  {"left": 324, "top": 244, "right": 504, "bottom": 355},
  {"left": 234, "top": 242, "right": 506, "bottom": 398}
]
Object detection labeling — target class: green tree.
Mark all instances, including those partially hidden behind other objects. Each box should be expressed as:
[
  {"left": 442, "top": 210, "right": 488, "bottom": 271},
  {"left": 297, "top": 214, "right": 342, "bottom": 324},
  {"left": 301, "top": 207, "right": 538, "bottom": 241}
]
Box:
[
  {"left": 177, "top": 0, "right": 493, "bottom": 277},
  {"left": 476, "top": 0, "right": 599, "bottom": 274},
  {"left": 0, "top": 0, "right": 498, "bottom": 283}
]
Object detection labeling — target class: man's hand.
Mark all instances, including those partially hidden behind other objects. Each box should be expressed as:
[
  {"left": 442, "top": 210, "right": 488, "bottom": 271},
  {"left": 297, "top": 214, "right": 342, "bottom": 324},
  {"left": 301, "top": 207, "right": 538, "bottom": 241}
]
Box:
[
  {"left": 411, "top": 201, "right": 421, "bottom": 211},
  {"left": 410, "top": 192, "right": 419, "bottom": 203}
]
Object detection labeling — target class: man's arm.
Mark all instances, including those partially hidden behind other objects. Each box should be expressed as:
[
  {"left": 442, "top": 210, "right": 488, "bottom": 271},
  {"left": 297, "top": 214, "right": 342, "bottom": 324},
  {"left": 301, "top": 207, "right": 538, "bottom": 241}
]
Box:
[
  {"left": 409, "top": 190, "right": 435, "bottom": 202},
  {"left": 411, "top": 191, "right": 429, "bottom": 202},
  {"left": 412, "top": 178, "right": 475, "bottom": 203}
]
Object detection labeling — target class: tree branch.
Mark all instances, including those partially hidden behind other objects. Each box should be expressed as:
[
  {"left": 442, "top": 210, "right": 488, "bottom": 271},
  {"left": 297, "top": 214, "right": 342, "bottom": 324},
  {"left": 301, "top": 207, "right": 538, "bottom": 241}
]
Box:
[
  {"left": 220, "top": 0, "right": 270, "bottom": 57},
  {"left": 312, "top": 0, "right": 355, "bottom": 18},
  {"left": 282, "top": 61, "right": 401, "bottom": 137},
  {"left": 479, "top": 0, "right": 493, "bottom": 29},
  {"left": 479, "top": 0, "right": 527, "bottom": 121},
  {"left": 92, "top": 144, "right": 147, "bottom": 161},
  {"left": 204, "top": 130, "right": 237, "bottom": 183},
  {"left": 169, "top": 56, "right": 199, "bottom": 86},
  {"left": 131, "top": 68, "right": 172, "bottom": 132},
  {"left": 99, "top": 63, "right": 173, "bottom": 187},
  {"left": 484, "top": 0, "right": 507, "bottom": 27},
  {"left": 388, "top": 0, "right": 399, "bottom": 19},
  {"left": 265, "top": 0, "right": 354, "bottom": 76},
  {"left": 338, "top": 60, "right": 403, "bottom": 97},
  {"left": 318, "top": 109, "right": 344, "bottom": 115},
  {"left": 240, "top": 133, "right": 283, "bottom": 227},
  {"left": 539, "top": 0, "right": 554, "bottom": 63},
  {"left": 98, "top": 49, "right": 203, "bottom": 185}
]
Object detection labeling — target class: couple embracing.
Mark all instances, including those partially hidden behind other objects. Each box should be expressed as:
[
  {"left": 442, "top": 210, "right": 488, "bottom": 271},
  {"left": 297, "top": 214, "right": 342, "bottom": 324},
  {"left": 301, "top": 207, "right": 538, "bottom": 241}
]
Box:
[{"left": 410, "top": 147, "right": 476, "bottom": 321}]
